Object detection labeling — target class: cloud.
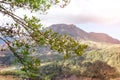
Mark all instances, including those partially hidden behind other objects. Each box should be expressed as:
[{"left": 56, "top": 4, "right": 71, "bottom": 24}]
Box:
[
  {"left": 39, "top": 0, "right": 120, "bottom": 26},
  {"left": 40, "top": 13, "right": 118, "bottom": 26},
  {"left": 1, "top": 0, "right": 120, "bottom": 26}
]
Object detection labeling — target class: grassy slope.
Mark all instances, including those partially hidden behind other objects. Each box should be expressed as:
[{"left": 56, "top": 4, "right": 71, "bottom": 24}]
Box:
[{"left": 1, "top": 41, "right": 120, "bottom": 80}]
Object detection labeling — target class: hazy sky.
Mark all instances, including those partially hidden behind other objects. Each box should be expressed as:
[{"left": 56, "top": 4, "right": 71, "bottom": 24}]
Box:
[
  {"left": 41, "top": 0, "right": 120, "bottom": 25},
  {"left": 40, "top": 0, "right": 120, "bottom": 40},
  {"left": 0, "top": 0, "right": 120, "bottom": 40}
]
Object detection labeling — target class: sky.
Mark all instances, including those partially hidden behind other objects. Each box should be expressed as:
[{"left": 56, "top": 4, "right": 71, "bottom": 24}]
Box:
[
  {"left": 38, "top": 0, "right": 120, "bottom": 40},
  {"left": 0, "top": 0, "right": 120, "bottom": 40}
]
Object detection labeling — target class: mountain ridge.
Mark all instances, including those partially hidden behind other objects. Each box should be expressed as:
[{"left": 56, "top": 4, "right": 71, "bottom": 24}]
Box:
[{"left": 49, "top": 24, "right": 120, "bottom": 44}]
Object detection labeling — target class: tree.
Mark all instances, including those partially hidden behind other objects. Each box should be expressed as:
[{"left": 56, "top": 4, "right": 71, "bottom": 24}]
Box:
[{"left": 0, "top": 0, "right": 87, "bottom": 79}]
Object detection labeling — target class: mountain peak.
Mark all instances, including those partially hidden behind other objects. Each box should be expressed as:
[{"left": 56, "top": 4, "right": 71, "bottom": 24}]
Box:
[
  {"left": 50, "top": 24, "right": 79, "bottom": 30},
  {"left": 49, "top": 24, "right": 89, "bottom": 40},
  {"left": 48, "top": 24, "right": 120, "bottom": 44}
]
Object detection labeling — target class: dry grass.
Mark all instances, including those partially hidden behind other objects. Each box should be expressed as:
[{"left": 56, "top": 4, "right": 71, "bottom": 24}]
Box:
[{"left": 0, "top": 75, "right": 21, "bottom": 80}]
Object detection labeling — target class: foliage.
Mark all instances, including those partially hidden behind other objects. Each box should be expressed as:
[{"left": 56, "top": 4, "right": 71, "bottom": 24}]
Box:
[
  {"left": 0, "top": 0, "right": 88, "bottom": 79},
  {"left": 1, "top": 42, "right": 120, "bottom": 79},
  {"left": 81, "top": 61, "right": 119, "bottom": 80}
]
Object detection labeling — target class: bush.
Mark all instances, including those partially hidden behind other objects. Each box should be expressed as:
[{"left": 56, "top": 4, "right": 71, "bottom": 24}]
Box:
[{"left": 81, "top": 60, "right": 119, "bottom": 80}]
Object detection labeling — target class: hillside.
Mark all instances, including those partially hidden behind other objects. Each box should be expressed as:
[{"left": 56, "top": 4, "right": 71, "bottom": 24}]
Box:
[
  {"left": 0, "top": 44, "right": 13, "bottom": 66},
  {"left": 1, "top": 24, "right": 120, "bottom": 79},
  {"left": 49, "top": 24, "right": 120, "bottom": 44},
  {"left": 89, "top": 32, "right": 120, "bottom": 44}
]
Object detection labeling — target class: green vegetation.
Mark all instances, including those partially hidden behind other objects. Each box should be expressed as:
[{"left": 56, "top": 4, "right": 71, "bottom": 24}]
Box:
[
  {"left": 0, "top": 0, "right": 88, "bottom": 79},
  {"left": 1, "top": 41, "right": 120, "bottom": 80},
  {"left": 0, "top": 0, "right": 120, "bottom": 80}
]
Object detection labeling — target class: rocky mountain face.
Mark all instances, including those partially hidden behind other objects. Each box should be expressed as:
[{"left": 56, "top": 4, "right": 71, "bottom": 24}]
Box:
[{"left": 49, "top": 24, "right": 120, "bottom": 44}]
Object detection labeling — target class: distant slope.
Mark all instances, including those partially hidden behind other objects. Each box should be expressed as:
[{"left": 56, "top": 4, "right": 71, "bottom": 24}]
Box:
[
  {"left": 89, "top": 32, "right": 120, "bottom": 44},
  {"left": 0, "top": 40, "right": 4, "bottom": 44},
  {"left": 0, "top": 44, "right": 14, "bottom": 66},
  {"left": 49, "top": 24, "right": 120, "bottom": 44}
]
